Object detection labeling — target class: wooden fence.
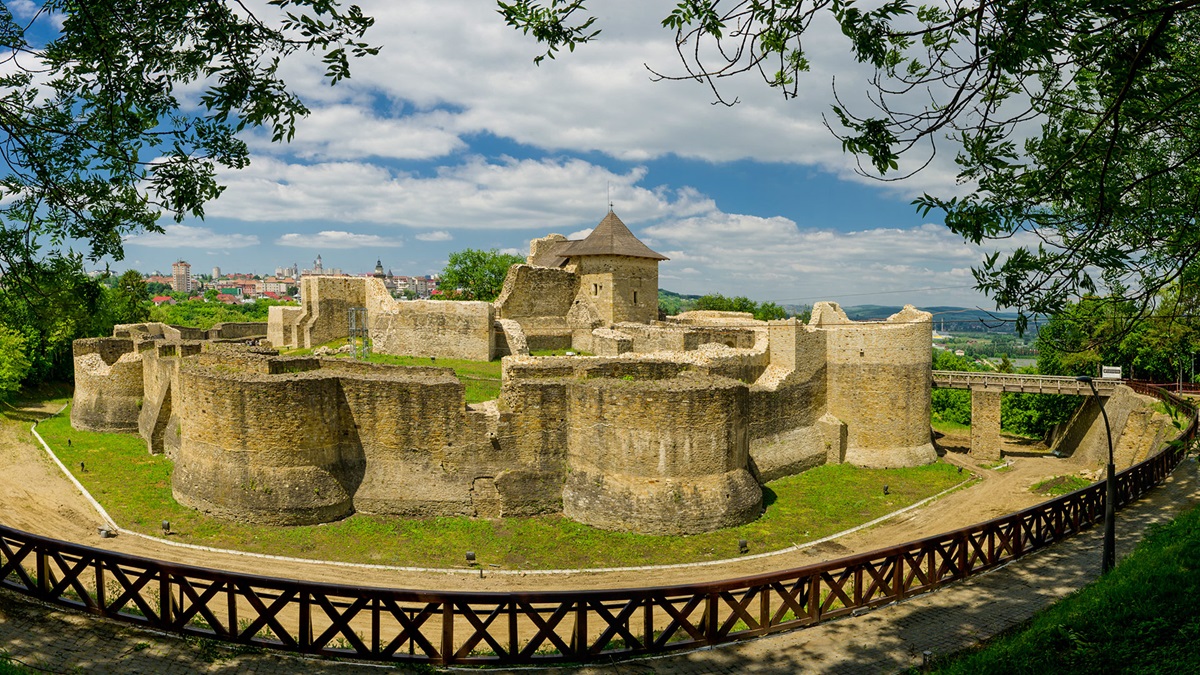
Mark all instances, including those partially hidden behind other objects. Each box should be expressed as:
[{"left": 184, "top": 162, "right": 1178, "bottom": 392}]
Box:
[{"left": 1, "top": 383, "right": 1194, "bottom": 665}]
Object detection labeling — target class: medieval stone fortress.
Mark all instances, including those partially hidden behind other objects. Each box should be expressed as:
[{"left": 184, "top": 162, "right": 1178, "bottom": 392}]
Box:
[{"left": 72, "top": 212, "right": 1138, "bottom": 538}]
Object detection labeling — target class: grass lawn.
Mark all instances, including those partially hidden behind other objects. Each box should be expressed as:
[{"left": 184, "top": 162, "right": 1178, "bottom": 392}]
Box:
[
  {"left": 1031, "top": 475, "right": 1092, "bottom": 496},
  {"left": 38, "top": 404, "right": 970, "bottom": 570},
  {"left": 932, "top": 417, "right": 971, "bottom": 435},
  {"left": 925, "top": 502, "right": 1200, "bottom": 675},
  {"left": 280, "top": 340, "right": 502, "bottom": 403}
]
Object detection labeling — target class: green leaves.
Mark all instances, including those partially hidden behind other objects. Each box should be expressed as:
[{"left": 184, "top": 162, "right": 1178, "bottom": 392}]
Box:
[
  {"left": 497, "top": 0, "right": 600, "bottom": 65},
  {"left": 437, "top": 248, "right": 525, "bottom": 302}
]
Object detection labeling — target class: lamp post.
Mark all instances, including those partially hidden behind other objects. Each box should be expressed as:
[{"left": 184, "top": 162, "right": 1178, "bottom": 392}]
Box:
[{"left": 1077, "top": 375, "right": 1116, "bottom": 574}]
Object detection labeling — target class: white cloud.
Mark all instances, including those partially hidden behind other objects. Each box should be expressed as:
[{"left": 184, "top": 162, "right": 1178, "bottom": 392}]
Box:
[
  {"left": 124, "top": 225, "right": 259, "bottom": 249},
  {"left": 643, "top": 210, "right": 1039, "bottom": 307},
  {"left": 567, "top": 228, "right": 593, "bottom": 240},
  {"left": 257, "top": 0, "right": 964, "bottom": 196},
  {"left": 247, "top": 106, "right": 464, "bottom": 161},
  {"left": 415, "top": 230, "right": 453, "bottom": 241},
  {"left": 276, "top": 230, "right": 404, "bottom": 249},
  {"left": 208, "top": 156, "right": 683, "bottom": 230}
]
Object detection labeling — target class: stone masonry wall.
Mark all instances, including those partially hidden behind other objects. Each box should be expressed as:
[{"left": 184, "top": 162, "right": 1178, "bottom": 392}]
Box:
[
  {"left": 818, "top": 303, "right": 936, "bottom": 468},
  {"left": 366, "top": 277, "right": 494, "bottom": 361},
  {"left": 297, "top": 276, "right": 368, "bottom": 348},
  {"left": 70, "top": 338, "right": 143, "bottom": 433},
  {"left": 267, "top": 305, "right": 303, "bottom": 347},
  {"left": 561, "top": 372, "right": 762, "bottom": 535},
  {"left": 572, "top": 255, "right": 659, "bottom": 325},
  {"left": 172, "top": 356, "right": 566, "bottom": 524}
]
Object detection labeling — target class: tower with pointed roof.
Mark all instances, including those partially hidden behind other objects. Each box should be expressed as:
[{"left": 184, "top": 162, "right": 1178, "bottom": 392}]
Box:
[{"left": 528, "top": 210, "right": 667, "bottom": 325}]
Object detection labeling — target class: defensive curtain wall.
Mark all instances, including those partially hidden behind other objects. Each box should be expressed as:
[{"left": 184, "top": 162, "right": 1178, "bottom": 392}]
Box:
[{"left": 71, "top": 300, "right": 939, "bottom": 535}]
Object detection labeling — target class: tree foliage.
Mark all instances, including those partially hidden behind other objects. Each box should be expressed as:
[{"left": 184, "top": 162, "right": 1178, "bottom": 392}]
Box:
[
  {"left": 0, "top": 324, "right": 31, "bottom": 401},
  {"left": 498, "top": 1, "right": 1200, "bottom": 328},
  {"left": 437, "top": 248, "right": 524, "bottom": 301},
  {"left": 150, "top": 298, "right": 287, "bottom": 330},
  {"left": 0, "top": 0, "right": 375, "bottom": 386},
  {"left": 693, "top": 293, "right": 789, "bottom": 321},
  {"left": 0, "top": 260, "right": 149, "bottom": 383},
  {"left": 1037, "top": 288, "right": 1200, "bottom": 383}
]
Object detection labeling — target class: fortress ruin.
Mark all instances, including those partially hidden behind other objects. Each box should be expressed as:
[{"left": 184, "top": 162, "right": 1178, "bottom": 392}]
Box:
[{"left": 71, "top": 212, "right": 938, "bottom": 535}]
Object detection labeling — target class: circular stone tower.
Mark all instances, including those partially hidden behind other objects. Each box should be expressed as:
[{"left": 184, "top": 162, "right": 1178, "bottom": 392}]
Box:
[
  {"left": 562, "top": 372, "right": 762, "bottom": 535},
  {"left": 816, "top": 303, "right": 936, "bottom": 467}
]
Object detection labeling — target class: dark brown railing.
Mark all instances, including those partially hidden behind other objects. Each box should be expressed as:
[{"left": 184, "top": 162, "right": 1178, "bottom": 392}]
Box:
[{"left": 2, "top": 383, "right": 1194, "bottom": 666}]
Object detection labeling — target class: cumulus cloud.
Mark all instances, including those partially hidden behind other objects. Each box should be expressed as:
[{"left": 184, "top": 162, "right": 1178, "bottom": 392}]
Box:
[
  {"left": 276, "top": 230, "right": 404, "bottom": 249},
  {"left": 124, "top": 225, "right": 259, "bottom": 249},
  {"left": 259, "top": 0, "right": 966, "bottom": 196},
  {"left": 246, "top": 106, "right": 464, "bottom": 161},
  {"left": 207, "top": 156, "right": 684, "bottom": 230},
  {"left": 643, "top": 210, "right": 1039, "bottom": 307},
  {"left": 415, "top": 230, "right": 453, "bottom": 241}
]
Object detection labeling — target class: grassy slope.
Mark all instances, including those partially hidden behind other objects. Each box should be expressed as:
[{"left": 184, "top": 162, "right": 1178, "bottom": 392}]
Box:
[
  {"left": 929, "top": 503, "right": 1200, "bottom": 675},
  {"left": 38, "top": 406, "right": 967, "bottom": 569}
]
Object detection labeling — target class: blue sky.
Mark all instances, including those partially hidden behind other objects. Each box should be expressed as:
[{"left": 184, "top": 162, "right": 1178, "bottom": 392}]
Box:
[{"left": 100, "top": 0, "right": 1035, "bottom": 308}]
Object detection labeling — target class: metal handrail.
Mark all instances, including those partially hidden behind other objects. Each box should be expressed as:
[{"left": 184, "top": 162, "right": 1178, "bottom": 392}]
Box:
[{"left": 1, "top": 383, "right": 1194, "bottom": 665}]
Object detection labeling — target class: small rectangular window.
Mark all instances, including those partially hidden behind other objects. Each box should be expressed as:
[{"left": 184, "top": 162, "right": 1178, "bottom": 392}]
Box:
[
  {"left": 633, "top": 291, "right": 638, "bottom": 305},
  {"left": 593, "top": 283, "right": 599, "bottom": 296}
]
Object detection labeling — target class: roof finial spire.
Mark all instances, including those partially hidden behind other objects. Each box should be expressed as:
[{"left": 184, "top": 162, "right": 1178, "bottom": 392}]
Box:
[{"left": 607, "top": 181, "right": 612, "bottom": 211}]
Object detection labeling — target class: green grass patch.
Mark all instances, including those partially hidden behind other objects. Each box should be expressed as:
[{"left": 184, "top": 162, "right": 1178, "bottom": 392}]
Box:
[
  {"left": 280, "top": 340, "right": 502, "bottom": 402},
  {"left": 932, "top": 417, "right": 971, "bottom": 435},
  {"left": 39, "top": 406, "right": 969, "bottom": 570},
  {"left": 0, "top": 656, "right": 32, "bottom": 675},
  {"left": 926, "top": 502, "right": 1200, "bottom": 675},
  {"left": 1031, "top": 475, "right": 1092, "bottom": 496}
]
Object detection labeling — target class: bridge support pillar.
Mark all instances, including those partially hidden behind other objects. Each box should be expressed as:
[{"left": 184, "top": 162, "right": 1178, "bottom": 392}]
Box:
[{"left": 970, "top": 387, "right": 1003, "bottom": 461}]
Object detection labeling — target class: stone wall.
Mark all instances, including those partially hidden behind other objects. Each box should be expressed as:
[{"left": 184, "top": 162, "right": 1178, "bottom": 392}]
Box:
[
  {"left": 572, "top": 255, "right": 659, "bottom": 325},
  {"left": 1050, "top": 385, "right": 1163, "bottom": 469},
  {"left": 367, "top": 277, "right": 494, "bottom": 361},
  {"left": 608, "top": 322, "right": 759, "bottom": 354},
  {"left": 267, "top": 305, "right": 303, "bottom": 347},
  {"left": 171, "top": 355, "right": 571, "bottom": 524},
  {"left": 267, "top": 277, "right": 495, "bottom": 360},
  {"left": 817, "top": 303, "right": 936, "bottom": 468},
  {"left": 70, "top": 338, "right": 144, "bottom": 433},
  {"left": 296, "top": 276, "right": 368, "bottom": 348},
  {"left": 746, "top": 319, "right": 829, "bottom": 481},
  {"left": 207, "top": 322, "right": 268, "bottom": 341},
  {"left": 561, "top": 372, "right": 762, "bottom": 535}
]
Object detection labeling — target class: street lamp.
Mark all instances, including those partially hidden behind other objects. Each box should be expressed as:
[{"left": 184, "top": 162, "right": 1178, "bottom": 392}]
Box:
[{"left": 1077, "top": 375, "right": 1116, "bottom": 574}]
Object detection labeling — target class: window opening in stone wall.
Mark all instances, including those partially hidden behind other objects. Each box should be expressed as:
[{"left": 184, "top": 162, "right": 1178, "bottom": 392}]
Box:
[
  {"left": 593, "top": 283, "right": 599, "bottom": 296},
  {"left": 633, "top": 291, "right": 638, "bottom": 305}
]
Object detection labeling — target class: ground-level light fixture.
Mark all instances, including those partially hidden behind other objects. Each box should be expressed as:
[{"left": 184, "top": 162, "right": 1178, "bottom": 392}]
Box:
[
  {"left": 738, "top": 539, "right": 749, "bottom": 554},
  {"left": 161, "top": 520, "right": 171, "bottom": 535},
  {"left": 465, "top": 551, "right": 476, "bottom": 564},
  {"left": 1077, "top": 375, "right": 1116, "bottom": 574}
]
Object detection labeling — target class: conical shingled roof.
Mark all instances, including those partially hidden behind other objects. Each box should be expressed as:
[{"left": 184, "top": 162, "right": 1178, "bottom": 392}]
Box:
[{"left": 560, "top": 211, "right": 669, "bottom": 261}]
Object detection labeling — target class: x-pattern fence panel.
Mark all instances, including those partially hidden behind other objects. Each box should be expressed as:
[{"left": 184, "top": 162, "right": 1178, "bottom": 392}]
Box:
[{"left": 1, "top": 383, "right": 1194, "bottom": 665}]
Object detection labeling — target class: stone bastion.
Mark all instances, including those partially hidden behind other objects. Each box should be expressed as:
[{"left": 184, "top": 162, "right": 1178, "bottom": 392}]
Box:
[{"left": 70, "top": 303, "right": 935, "bottom": 535}]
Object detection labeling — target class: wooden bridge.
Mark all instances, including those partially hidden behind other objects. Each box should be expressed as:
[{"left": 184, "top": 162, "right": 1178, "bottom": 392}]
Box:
[
  {"left": 932, "top": 371, "right": 1120, "bottom": 396},
  {"left": 931, "top": 371, "right": 1122, "bottom": 461}
]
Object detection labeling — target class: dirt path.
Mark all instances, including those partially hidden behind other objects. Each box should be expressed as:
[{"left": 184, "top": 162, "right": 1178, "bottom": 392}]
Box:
[{"left": 1, "top": 404, "right": 1097, "bottom": 593}]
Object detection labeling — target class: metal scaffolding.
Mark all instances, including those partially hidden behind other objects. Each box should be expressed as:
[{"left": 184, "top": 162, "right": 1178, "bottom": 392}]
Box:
[{"left": 347, "top": 307, "right": 370, "bottom": 359}]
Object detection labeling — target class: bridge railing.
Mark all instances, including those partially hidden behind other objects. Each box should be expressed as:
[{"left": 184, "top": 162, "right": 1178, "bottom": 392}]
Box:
[
  {"left": 931, "top": 371, "right": 1119, "bottom": 394},
  {"left": 1, "top": 385, "right": 1194, "bottom": 666}
]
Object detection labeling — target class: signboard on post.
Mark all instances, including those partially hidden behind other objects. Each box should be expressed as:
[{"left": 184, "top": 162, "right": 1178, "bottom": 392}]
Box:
[{"left": 1101, "top": 366, "right": 1123, "bottom": 380}]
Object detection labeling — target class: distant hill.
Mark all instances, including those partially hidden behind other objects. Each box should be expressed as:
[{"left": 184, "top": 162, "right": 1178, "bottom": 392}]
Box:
[{"left": 842, "top": 305, "right": 1037, "bottom": 334}]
